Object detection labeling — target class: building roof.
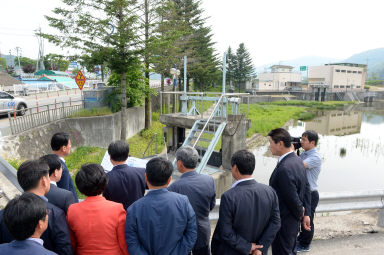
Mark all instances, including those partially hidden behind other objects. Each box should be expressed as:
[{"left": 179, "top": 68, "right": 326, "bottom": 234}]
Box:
[
  {"left": 325, "top": 63, "right": 367, "bottom": 68},
  {"left": 34, "top": 70, "right": 70, "bottom": 77},
  {"left": 37, "top": 75, "right": 78, "bottom": 88},
  {"left": 0, "top": 72, "right": 23, "bottom": 86},
  {"left": 270, "top": 65, "right": 294, "bottom": 69}
]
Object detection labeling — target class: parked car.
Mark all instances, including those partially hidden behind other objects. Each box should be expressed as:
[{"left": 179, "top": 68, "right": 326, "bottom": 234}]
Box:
[
  {"left": 0, "top": 92, "right": 28, "bottom": 116},
  {"left": 97, "top": 82, "right": 107, "bottom": 89}
]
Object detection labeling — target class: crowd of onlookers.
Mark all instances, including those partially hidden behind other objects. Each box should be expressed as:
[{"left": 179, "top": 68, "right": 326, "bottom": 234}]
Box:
[{"left": 0, "top": 128, "right": 321, "bottom": 255}]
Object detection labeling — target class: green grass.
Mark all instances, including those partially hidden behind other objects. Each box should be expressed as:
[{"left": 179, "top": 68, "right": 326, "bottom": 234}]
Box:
[
  {"left": 244, "top": 104, "right": 307, "bottom": 136},
  {"left": 66, "top": 146, "right": 107, "bottom": 199},
  {"left": 68, "top": 107, "right": 113, "bottom": 118},
  {"left": 7, "top": 158, "right": 23, "bottom": 170},
  {"left": 259, "top": 100, "right": 353, "bottom": 110}
]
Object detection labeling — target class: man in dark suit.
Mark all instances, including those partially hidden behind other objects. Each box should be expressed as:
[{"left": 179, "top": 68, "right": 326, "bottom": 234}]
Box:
[
  {"left": 125, "top": 157, "right": 197, "bottom": 255},
  {"left": 103, "top": 140, "right": 146, "bottom": 209},
  {"left": 40, "top": 154, "right": 77, "bottom": 214},
  {"left": 0, "top": 159, "right": 73, "bottom": 255},
  {"left": 51, "top": 132, "right": 78, "bottom": 202},
  {"left": 168, "top": 146, "right": 216, "bottom": 255},
  {"left": 268, "top": 128, "right": 311, "bottom": 255},
  {"left": 211, "top": 150, "right": 281, "bottom": 255},
  {"left": 0, "top": 192, "right": 56, "bottom": 255}
]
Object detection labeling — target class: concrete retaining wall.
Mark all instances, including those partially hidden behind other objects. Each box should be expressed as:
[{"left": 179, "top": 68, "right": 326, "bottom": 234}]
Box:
[{"left": 0, "top": 106, "right": 145, "bottom": 160}]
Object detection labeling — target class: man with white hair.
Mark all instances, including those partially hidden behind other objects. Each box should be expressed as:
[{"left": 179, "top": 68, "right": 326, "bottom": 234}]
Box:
[{"left": 168, "top": 146, "right": 216, "bottom": 255}]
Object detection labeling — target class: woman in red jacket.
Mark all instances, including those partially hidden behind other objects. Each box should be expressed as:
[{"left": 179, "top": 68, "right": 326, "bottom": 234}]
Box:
[{"left": 67, "top": 164, "right": 129, "bottom": 255}]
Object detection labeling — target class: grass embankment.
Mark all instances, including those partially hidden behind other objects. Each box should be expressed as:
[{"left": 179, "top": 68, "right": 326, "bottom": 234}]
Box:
[
  {"left": 244, "top": 100, "right": 352, "bottom": 136},
  {"left": 68, "top": 107, "right": 113, "bottom": 118}
]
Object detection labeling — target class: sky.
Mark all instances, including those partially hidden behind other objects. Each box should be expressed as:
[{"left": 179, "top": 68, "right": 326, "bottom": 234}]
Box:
[{"left": 1, "top": 0, "right": 384, "bottom": 67}]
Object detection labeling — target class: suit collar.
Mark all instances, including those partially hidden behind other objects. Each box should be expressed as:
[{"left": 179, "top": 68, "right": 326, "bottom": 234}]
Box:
[
  {"left": 84, "top": 195, "right": 105, "bottom": 202},
  {"left": 234, "top": 179, "right": 256, "bottom": 187},
  {"left": 146, "top": 188, "right": 168, "bottom": 196},
  {"left": 112, "top": 164, "right": 128, "bottom": 170},
  {"left": 180, "top": 170, "right": 198, "bottom": 178}
]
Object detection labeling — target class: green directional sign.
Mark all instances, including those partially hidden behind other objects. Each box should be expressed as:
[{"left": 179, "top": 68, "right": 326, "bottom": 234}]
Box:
[{"left": 300, "top": 66, "right": 307, "bottom": 71}]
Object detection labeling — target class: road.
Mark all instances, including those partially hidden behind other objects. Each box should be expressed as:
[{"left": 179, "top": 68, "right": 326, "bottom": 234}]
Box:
[{"left": 0, "top": 92, "right": 82, "bottom": 136}]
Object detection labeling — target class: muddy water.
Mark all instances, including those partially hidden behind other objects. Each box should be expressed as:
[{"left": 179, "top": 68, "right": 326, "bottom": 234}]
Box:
[{"left": 252, "top": 102, "right": 384, "bottom": 192}]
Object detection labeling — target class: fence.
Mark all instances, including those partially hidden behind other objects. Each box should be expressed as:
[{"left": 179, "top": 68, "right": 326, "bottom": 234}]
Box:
[
  {"left": 8, "top": 101, "right": 84, "bottom": 135},
  {"left": 209, "top": 190, "right": 384, "bottom": 227}
]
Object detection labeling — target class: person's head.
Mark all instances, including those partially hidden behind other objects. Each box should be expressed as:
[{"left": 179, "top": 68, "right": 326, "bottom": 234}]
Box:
[
  {"left": 51, "top": 132, "right": 71, "bottom": 157},
  {"left": 108, "top": 140, "right": 129, "bottom": 163},
  {"left": 268, "top": 128, "right": 292, "bottom": 156},
  {"left": 231, "top": 150, "right": 255, "bottom": 179},
  {"left": 92, "top": 83, "right": 96, "bottom": 89},
  {"left": 40, "top": 154, "right": 63, "bottom": 182},
  {"left": 176, "top": 146, "right": 199, "bottom": 172},
  {"left": 145, "top": 157, "right": 173, "bottom": 188},
  {"left": 301, "top": 130, "right": 319, "bottom": 151},
  {"left": 75, "top": 163, "right": 108, "bottom": 197},
  {"left": 3, "top": 192, "right": 48, "bottom": 240},
  {"left": 17, "top": 160, "right": 50, "bottom": 195}
]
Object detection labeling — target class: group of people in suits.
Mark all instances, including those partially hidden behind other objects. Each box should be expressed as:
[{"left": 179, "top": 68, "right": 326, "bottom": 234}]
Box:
[{"left": 0, "top": 127, "right": 321, "bottom": 255}]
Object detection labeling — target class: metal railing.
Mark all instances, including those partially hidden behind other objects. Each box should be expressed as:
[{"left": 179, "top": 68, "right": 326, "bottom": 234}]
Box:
[
  {"left": 209, "top": 190, "right": 384, "bottom": 227},
  {"left": 142, "top": 133, "right": 158, "bottom": 158},
  {"left": 159, "top": 91, "right": 250, "bottom": 118},
  {"left": 8, "top": 100, "right": 84, "bottom": 135}
]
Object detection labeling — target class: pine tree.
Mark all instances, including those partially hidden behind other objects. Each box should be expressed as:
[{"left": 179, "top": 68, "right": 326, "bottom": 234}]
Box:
[
  {"left": 234, "top": 43, "right": 254, "bottom": 92},
  {"left": 226, "top": 46, "right": 236, "bottom": 89},
  {"left": 43, "top": 0, "right": 142, "bottom": 140}
]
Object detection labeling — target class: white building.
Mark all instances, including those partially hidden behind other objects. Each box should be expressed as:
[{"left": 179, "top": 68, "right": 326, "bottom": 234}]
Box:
[
  {"left": 257, "top": 65, "right": 302, "bottom": 91},
  {"left": 308, "top": 63, "right": 366, "bottom": 92}
]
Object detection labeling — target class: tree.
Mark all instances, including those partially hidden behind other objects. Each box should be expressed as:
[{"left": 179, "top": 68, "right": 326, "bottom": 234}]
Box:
[
  {"left": 5, "top": 66, "right": 15, "bottom": 76},
  {"left": 23, "top": 64, "right": 36, "bottom": 73},
  {"left": 226, "top": 46, "right": 236, "bottom": 89},
  {"left": 79, "top": 48, "right": 111, "bottom": 81},
  {"left": 234, "top": 43, "right": 254, "bottom": 92},
  {"left": 0, "top": 58, "right": 6, "bottom": 71},
  {"left": 44, "top": 53, "right": 70, "bottom": 71},
  {"left": 18, "top": 57, "right": 35, "bottom": 68},
  {"left": 44, "top": 0, "right": 141, "bottom": 140},
  {"left": 171, "top": 0, "right": 219, "bottom": 92}
]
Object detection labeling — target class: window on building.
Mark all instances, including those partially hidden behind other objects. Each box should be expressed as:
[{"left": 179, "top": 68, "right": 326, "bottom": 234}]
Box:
[
  {"left": 334, "top": 85, "right": 339, "bottom": 88},
  {"left": 353, "top": 71, "right": 357, "bottom": 73},
  {"left": 358, "top": 71, "right": 362, "bottom": 74},
  {"left": 346, "top": 86, "right": 350, "bottom": 88},
  {"left": 357, "top": 86, "right": 361, "bottom": 88},
  {"left": 335, "top": 69, "right": 340, "bottom": 72},
  {"left": 340, "top": 85, "right": 345, "bottom": 88},
  {"left": 347, "top": 70, "right": 352, "bottom": 73},
  {"left": 341, "top": 70, "right": 346, "bottom": 73}
]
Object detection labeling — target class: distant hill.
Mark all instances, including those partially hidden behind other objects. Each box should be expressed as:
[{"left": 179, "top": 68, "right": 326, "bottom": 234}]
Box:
[{"left": 344, "top": 48, "right": 384, "bottom": 79}]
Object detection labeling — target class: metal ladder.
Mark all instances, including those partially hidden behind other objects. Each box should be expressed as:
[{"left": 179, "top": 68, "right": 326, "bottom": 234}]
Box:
[{"left": 173, "top": 96, "right": 227, "bottom": 174}]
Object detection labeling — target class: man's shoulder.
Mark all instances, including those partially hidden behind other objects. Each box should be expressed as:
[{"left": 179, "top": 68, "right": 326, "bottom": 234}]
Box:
[
  {"left": 109, "top": 165, "right": 145, "bottom": 176},
  {"left": 46, "top": 201, "right": 66, "bottom": 216}
]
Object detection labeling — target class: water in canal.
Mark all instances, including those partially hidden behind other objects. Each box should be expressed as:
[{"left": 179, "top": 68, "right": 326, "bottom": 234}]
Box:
[{"left": 252, "top": 102, "right": 384, "bottom": 193}]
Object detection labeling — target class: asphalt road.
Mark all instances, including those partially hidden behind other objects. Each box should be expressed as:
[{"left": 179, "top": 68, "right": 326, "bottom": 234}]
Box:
[{"left": 0, "top": 93, "right": 82, "bottom": 136}]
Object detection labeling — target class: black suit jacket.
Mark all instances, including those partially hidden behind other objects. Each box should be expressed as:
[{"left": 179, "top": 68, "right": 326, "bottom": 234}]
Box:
[
  {"left": 57, "top": 159, "right": 78, "bottom": 202},
  {"left": 0, "top": 195, "right": 73, "bottom": 255},
  {"left": 269, "top": 152, "right": 311, "bottom": 221},
  {"left": 46, "top": 183, "right": 77, "bottom": 214},
  {"left": 211, "top": 180, "right": 281, "bottom": 255},
  {"left": 103, "top": 164, "right": 146, "bottom": 210}
]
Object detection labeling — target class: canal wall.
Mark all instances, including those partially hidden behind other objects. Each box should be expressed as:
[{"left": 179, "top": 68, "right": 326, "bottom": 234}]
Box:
[{"left": 0, "top": 106, "right": 145, "bottom": 160}]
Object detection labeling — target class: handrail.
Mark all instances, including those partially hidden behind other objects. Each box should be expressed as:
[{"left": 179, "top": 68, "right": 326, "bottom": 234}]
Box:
[
  {"left": 192, "top": 95, "right": 224, "bottom": 148},
  {"left": 209, "top": 190, "right": 384, "bottom": 227},
  {"left": 142, "top": 133, "right": 158, "bottom": 158}
]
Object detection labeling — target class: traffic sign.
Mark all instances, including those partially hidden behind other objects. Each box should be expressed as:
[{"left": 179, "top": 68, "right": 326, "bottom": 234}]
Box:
[
  {"left": 300, "top": 66, "right": 307, "bottom": 71},
  {"left": 75, "top": 70, "right": 86, "bottom": 90}
]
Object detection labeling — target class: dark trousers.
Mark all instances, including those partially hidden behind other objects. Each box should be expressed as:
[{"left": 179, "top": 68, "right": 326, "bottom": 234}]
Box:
[
  {"left": 272, "top": 215, "right": 300, "bottom": 255},
  {"left": 189, "top": 245, "right": 210, "bottom": 255},
  {"left": 297, "top": 190, "right": 319, "bottom": 247}
]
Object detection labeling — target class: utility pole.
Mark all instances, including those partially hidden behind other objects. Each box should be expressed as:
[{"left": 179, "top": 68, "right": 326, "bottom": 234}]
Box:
[
  {"left": 35, "top": 27, "right": 45, "bottom": 70},
  {"left": 15, "top": 47, "right": 21, "bottom": 72}
]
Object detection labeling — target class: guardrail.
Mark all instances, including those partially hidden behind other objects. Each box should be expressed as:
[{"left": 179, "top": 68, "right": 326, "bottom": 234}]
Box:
[
  {"left": 209, "top": 190, "right": 384, "bottom": 227},
  {"left": 8, "top": 100, "right": 84, "bottom": 135}
]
